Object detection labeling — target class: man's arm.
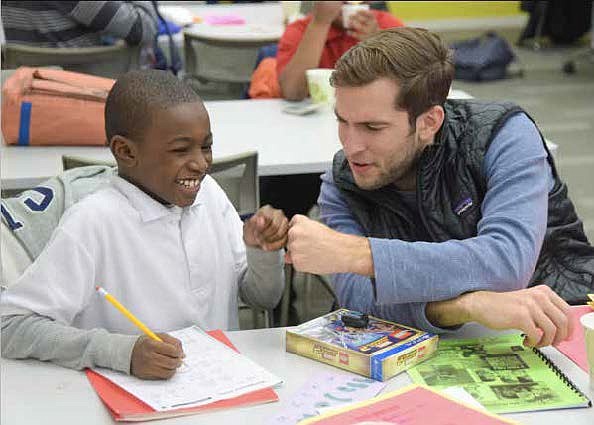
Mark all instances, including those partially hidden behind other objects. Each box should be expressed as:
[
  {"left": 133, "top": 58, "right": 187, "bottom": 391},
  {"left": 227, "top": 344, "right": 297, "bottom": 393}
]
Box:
[
  {"left": 426, "top": 285, "right": 573, "bottom": 347},
  {"left": 278, "top": 2, "right": 342, "bottom": 101},
  {"left": 50, "top": 1, "right": 157, "bottom": 45},
  {"left": 287, "top": 184, "right": 448, "bottom": 334},
  {"left": 291, "top": 114, "right": 552, "bottom": 302}
]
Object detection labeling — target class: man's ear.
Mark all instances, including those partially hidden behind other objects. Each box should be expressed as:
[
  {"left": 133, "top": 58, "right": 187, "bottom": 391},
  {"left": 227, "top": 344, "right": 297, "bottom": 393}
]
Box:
[
  {"left": 415, "top": 105, "right": 445, "bottom": 143},
  {"left": 110, "top": 135, "right": 138, "bottom": 168}
]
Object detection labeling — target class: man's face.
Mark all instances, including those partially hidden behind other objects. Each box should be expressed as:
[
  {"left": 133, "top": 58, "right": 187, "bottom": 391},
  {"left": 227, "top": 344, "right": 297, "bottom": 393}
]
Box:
[
  {"left": 335, "top": 78, "right": 425, "bottom": 191},
  {"left": 130, "top": 101, "right": 213, "bottom": 207}
]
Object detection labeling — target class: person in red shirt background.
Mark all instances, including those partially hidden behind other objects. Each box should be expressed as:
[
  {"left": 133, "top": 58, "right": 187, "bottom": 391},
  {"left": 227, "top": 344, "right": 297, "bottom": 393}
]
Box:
[{"left": 277, "top": 1, "right": 404, "bottom": 100}]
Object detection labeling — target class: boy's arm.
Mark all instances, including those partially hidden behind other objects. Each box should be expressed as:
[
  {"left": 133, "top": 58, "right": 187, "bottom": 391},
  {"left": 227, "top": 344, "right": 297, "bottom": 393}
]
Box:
[
  {"left": 1, "top": 312, "right": 137, "bottom": 373},
  {"left": 237, "top": 206, "right": 286, "bottom": 311},
  {"left": 239, "top": 247, "right": 285, "bottom": 311}
]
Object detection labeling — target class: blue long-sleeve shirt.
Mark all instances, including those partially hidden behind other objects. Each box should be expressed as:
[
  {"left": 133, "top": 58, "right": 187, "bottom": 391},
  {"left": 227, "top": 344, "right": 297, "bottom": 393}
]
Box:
[{"left": 318, "top": 113, "right": 555, "bottom": 333}]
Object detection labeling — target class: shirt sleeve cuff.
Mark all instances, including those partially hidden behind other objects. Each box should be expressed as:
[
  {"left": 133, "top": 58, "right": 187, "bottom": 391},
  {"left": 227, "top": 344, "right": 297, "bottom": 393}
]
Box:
[
  {"left": 92, "top": 333, "right": 139, "bottom": 375},
  {"left": 246, "top": 245, "right": 283, "bottom": 267}
]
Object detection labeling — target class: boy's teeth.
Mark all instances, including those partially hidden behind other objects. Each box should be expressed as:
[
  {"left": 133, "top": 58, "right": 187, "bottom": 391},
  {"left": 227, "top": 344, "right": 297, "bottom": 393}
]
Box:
[{"left": 178, "top": 179, "right": 198, "bottom": 188}]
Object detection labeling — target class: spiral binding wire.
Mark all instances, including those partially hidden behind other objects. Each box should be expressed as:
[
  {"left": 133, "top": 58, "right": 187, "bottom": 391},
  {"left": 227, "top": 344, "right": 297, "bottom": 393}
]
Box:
[{"left": 532, "top": 347, "right": 592, "bottom": 406}]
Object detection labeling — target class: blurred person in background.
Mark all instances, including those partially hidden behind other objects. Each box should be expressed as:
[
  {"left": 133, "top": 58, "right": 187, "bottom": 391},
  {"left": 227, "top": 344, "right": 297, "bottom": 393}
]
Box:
[
  {"left": 1, "top": 1, "right": 157, "bottom": 48},
  {"left": 277, "top": 1, "right": 403, "bottom": 101}
]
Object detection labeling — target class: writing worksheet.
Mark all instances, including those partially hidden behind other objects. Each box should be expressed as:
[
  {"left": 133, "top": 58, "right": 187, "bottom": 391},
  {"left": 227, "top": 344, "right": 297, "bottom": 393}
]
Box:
[{"left": 94, "top": 326, "right": 282, "bottom": 411}]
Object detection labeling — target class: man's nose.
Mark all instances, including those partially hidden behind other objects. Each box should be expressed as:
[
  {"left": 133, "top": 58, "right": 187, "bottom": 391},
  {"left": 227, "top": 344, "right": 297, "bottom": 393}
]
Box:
[{"left": 341, "top": 129, "right": 366, "bottom": 156}]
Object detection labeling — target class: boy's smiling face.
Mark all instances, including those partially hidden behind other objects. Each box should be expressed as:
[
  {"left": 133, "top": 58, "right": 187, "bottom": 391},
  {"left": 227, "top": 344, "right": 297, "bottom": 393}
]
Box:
[{"left": 115, "top": 101, "right": 213, "bottom": 207}]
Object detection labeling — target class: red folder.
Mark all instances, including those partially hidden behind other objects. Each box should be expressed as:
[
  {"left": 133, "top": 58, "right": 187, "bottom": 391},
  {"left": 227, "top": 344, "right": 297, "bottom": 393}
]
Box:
[
  {"left": 554, "top": 305, "right": 593, "bottom": 372},
  {"left": 86, "top": 330, "right": 279, "bottom": 421}
]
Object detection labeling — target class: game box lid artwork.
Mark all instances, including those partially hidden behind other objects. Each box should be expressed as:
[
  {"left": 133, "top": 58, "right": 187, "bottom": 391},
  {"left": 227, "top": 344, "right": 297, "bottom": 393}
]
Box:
[{"left": 286, "top": 309, "right": 439, "bottom": 381}]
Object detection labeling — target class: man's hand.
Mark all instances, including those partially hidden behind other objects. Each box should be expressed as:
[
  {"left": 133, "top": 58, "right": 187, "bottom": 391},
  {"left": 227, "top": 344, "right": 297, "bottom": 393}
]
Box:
[
  {"left": 311, "top": 1, "right": 343, "bottom": 25},
  {"left": 286, "top": 214, "right": 373, "bottom": 275},
  {"left": 455, "top": 285, "right": 574, "bottom": 348},
  {"left": 130, "top": 333, "right": 185, "bottom": 380},
  {"left": 348, "top": 10, "right": 380, "bottom": 40},
  {"left": 467, "top": 286, "right": 573, "bottom": 347},
  {"left": 243, "top": 205, "right": 289, "bottom": 251}
]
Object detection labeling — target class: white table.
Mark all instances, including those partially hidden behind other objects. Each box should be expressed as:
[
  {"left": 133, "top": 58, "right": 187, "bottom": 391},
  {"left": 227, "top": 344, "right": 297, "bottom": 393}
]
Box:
[
  {"left": 184, "top": 23, "right": 283, "bottom": 43},
  {"left": 179, "top": 2, "right": 283, "bottom": 85},
  {"left": 1, "top": 90, "right": 478, "bottom": 192},
  {"left": 1, "top": 324, "right": 592, "bottom": 425},
  {"left": 185, "top": 2, "right": 284, "bottom": 27},
  {"left": 0, "top": 99, "right": 340, "bottom": 191}
]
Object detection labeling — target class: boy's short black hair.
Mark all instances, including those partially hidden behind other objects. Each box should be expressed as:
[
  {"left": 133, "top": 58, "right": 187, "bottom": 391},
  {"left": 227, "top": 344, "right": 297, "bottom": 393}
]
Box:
[{"left": 105, "top": 69, "right": 201, "bottom": 142}]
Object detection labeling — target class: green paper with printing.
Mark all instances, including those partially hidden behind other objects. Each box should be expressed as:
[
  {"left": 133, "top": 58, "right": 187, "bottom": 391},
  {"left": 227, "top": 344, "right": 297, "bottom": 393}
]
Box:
[{"left": 408, "top": 334, "right": 590, "bottom": 414}]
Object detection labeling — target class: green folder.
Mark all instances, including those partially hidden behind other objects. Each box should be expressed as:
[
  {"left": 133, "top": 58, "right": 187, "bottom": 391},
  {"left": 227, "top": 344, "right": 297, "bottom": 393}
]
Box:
[{"left": 408, "top": 333, "right": 590, "bottom": 414}]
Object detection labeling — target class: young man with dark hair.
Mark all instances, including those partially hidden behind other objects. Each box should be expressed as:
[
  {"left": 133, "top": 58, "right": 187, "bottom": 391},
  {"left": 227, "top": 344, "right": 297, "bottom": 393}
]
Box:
[
  {"left": 1, "top": 70, "right": 288, "bottom": 379},
  {"left": 286, "top": 27, "right": 594, "bottom": 348}
]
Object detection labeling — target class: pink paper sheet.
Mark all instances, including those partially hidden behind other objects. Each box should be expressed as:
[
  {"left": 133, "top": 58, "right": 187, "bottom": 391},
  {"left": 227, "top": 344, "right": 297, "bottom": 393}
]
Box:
[
  {"left": 204, "top": 15, "right": 246, "bottom": 25},
  {"left": 554, "top": 305, "right": 593, "bottom": 372}
]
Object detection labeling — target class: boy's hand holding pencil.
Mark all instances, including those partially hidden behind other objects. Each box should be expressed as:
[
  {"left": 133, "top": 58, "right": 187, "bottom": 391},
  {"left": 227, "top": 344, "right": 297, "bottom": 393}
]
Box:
[
  {"left": 95, "top": 286, "right": 185, "bottom": 380},
  {"left": 130, "top": 333, "right": 185, "bottom": 380}
]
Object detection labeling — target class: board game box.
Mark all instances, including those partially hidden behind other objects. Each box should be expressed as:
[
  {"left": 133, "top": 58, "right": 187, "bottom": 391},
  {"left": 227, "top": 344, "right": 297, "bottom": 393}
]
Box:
[{"left": 286, "top": 309, "right": 438, "bottom": 381}]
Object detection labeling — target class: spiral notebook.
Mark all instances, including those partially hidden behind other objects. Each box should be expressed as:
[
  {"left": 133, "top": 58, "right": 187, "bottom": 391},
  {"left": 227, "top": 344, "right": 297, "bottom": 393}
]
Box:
[{"left": 408, "top": 333, "right": 591, "bottom": 414}]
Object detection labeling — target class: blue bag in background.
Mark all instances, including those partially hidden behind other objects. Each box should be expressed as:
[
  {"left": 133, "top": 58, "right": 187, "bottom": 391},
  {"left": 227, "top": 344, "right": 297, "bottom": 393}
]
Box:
[{"left": 451, "top": 32, "right": 519, "bottom": 82}]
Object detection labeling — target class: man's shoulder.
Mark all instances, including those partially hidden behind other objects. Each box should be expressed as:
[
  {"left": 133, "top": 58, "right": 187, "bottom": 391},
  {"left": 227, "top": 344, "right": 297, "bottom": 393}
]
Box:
[{"left": 486, "top": 112, "right": 543, "bottom": 158}]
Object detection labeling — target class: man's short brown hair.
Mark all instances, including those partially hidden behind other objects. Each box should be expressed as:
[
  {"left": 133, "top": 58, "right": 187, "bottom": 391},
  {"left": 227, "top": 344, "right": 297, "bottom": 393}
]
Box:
[{"left": 331, "top": 27, "right": 454, "bottom": 127}]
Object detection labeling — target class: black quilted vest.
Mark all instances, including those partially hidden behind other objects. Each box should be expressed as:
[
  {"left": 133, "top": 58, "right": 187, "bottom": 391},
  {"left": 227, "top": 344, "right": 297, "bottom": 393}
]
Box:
[{"left": 333, "top": 100, "right": 594, "bottom": 303}]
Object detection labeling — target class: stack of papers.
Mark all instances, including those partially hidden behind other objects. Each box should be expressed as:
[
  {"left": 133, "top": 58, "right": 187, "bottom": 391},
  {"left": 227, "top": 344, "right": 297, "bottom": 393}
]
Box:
[{"left": 88, "top": 328, "right": 281, "bottom": 420}]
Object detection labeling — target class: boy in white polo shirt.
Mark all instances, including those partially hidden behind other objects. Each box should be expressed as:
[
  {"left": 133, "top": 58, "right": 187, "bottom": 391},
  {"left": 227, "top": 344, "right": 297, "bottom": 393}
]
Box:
[{"left": 1, "top": 70, "right": 288, "bottom": 380}]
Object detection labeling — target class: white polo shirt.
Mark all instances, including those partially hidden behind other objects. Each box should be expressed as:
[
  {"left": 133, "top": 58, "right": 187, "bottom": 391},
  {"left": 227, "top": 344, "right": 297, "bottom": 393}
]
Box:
[{"left": 1, "top": 175, "right": 253, "bottom": 332}]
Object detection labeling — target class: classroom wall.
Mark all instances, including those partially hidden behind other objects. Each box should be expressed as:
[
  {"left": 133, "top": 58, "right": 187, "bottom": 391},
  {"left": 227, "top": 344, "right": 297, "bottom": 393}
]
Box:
[{"left": 386, "top": 1, "right": 523, "bottom": 21}]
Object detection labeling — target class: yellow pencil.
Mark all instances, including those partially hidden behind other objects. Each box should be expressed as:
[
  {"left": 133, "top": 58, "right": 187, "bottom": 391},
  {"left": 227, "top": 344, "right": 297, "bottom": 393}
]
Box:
[{"left": 96, "top": 286, "right": 163, "bottom": 342}]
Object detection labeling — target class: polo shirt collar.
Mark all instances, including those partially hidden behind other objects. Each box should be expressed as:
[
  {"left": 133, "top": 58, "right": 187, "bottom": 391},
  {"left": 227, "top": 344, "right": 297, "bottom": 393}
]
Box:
[{"left": 111, "top": 175, "right": 201, "bottom": 222}]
